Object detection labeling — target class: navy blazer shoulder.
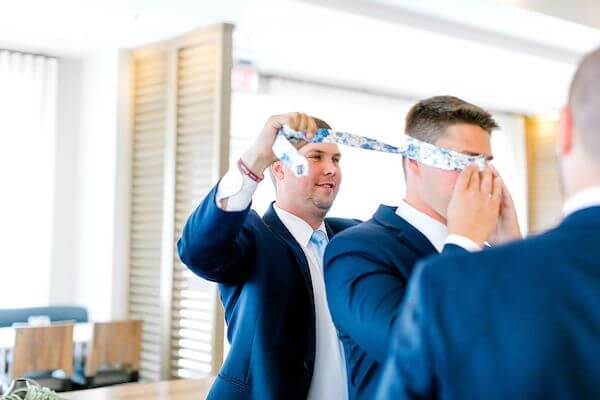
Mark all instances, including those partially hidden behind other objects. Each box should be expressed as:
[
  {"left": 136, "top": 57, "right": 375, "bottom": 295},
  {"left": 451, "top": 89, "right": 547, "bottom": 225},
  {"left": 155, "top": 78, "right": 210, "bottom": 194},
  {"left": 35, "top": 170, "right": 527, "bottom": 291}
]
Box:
[
  {"left": 177, "top": 183, "right": 358, "bottom": 400},
  {"left": 324, "top": 204, "right": 444, "bottom": 400},
  {"left": 377, "top": 206, "right": 600, "bottom": 400}
]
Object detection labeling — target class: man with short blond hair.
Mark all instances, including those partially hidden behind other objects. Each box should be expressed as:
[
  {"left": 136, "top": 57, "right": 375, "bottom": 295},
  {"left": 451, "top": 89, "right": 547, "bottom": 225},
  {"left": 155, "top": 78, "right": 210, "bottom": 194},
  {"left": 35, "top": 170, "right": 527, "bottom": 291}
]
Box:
[{"left": 324, "top": 95, "right": 521, "bottom": 399}]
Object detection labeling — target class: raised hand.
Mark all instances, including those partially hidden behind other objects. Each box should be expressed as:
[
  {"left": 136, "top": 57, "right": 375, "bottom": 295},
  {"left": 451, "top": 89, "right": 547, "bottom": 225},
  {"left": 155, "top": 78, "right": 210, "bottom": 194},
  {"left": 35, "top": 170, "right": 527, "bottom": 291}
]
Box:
[
  {"left": 487, "top": 166, "right": 522, "bottom": 244},
  {"left": 240, "top": 112, "right": 318, "bottom": 178},
  {"left": 447, "top": 165, "right": 502, "bottom": 246}
]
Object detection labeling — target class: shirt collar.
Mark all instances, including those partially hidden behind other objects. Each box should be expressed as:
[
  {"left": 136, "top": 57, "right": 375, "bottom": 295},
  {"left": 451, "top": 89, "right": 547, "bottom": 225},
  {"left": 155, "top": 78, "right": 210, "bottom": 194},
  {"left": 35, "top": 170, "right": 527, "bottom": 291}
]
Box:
[
  {"left": 395, "top": 200, "right": 448, "bottom": 252},
  {"left": 562, "top": 186, "right": 600, "bottom": 217},
  {"left": 273, "top": 203, "right": 327, "bottom": 248}
]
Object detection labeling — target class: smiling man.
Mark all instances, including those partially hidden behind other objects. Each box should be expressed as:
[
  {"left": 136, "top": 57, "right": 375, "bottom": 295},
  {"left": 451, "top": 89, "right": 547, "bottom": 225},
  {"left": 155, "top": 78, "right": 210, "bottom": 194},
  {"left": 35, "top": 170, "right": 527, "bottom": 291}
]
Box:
[
  {"left": 178, "top": 113, "right": 357, "bottom": 399},
  {"left": 324, "top": 96, "right": 522, "bottom": 399}
]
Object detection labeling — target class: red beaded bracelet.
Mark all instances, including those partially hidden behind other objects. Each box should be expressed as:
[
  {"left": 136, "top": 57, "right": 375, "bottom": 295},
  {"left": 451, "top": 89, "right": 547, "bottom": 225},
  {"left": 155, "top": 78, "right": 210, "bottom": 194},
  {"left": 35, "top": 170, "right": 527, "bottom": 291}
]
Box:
[{"left": 237, "top": 158, "right": 264, "bottom": 183}]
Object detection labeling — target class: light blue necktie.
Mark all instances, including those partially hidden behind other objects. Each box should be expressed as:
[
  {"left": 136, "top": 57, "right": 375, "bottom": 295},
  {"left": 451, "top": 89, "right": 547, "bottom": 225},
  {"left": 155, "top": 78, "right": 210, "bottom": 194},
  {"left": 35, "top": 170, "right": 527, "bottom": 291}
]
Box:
[{"left": 310, "top": 230, "right": 328, "bottom": 259}]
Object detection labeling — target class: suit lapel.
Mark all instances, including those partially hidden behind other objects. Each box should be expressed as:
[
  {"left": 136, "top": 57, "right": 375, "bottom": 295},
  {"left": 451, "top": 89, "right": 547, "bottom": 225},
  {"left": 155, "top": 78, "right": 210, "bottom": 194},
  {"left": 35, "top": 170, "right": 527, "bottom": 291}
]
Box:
[
  {"left": 373, "top": 205, "right": 437, "bottom": 257},
  {"left": 324, "top": 220, "right": 334, "bottom": 239},
  {"left": 262, "top": 203, "right": 315, "bottom": 299},
  {"left": 262, "top": 203, "right": 317, "bottom": 368}
]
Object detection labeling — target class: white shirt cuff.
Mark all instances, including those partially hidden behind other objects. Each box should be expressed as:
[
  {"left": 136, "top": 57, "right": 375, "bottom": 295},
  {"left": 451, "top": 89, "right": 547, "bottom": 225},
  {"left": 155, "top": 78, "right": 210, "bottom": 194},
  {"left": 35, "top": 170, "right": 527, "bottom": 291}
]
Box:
[
  {"left": 444, "top": 234, "right": 482, "bottom": 252},
  {"left": 215, "top": 168, "right": 258, "bottom": 211}
]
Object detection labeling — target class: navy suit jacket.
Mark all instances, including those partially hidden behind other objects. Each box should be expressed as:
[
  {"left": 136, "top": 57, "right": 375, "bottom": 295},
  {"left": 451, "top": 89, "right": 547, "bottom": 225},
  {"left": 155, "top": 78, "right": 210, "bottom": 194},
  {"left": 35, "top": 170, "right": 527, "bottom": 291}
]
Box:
[
  {"left": 177, "top": 183, "right": 358, "bottom": 399},
  {"left": 377, "top": 206, "right": 600, "bottom": 400},
  {"left": 324, "top": 205, "right": 462, "bottom": 399}
]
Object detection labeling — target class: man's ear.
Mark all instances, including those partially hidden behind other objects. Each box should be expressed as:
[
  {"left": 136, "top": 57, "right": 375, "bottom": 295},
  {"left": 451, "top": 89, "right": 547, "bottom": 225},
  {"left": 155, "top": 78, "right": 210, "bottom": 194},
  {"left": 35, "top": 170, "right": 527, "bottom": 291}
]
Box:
[
  {"left": 271, "top": 160, "right": 285, "bottom": 180},
  {"left": 558, "top": 106, "right": 574, "bottom": 156}
]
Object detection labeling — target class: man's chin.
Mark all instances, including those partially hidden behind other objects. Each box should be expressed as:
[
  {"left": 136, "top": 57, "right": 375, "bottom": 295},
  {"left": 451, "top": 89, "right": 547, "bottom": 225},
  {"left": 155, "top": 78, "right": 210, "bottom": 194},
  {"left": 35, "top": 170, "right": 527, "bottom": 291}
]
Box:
[{"left": 312, "top": 197, "right": 335, "bottom": 212}]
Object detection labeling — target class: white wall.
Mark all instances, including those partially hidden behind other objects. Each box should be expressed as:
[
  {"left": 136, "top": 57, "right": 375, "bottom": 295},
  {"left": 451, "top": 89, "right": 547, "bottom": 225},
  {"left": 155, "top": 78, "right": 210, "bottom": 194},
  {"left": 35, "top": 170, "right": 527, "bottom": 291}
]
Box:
[
  {"left": 0, "top": 51, "right": 57, "bottom": 308},
  {"left": 50, "top": 50, "right": 123, "bottom": 322},
  {"left": 50, "top": 57, "right": 82, "bottom": 306}
]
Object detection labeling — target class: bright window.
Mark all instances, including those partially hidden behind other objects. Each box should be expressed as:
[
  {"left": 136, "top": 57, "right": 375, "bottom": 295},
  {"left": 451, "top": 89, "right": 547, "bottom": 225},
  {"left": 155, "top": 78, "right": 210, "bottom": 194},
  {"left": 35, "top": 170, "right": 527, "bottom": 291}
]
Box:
[{"left": 0, "top": 50, "right": 58, "bottom": 308}]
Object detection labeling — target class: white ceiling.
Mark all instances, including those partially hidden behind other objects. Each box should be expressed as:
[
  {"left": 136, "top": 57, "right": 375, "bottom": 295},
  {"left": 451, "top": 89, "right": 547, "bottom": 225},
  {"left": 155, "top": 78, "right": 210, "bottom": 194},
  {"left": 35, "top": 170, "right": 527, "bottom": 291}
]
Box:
[
  {"left": 234, "top": 0, "right": 600, "bottom": 113},
  {"left": 1, "top": 0, "right": 599, "bottom": 113},
  {"left": 0, "top": 0, "right": 250, "bottom": 55},
  {"left": 496, "top": 0, "right": 600, "bottom": 30}
]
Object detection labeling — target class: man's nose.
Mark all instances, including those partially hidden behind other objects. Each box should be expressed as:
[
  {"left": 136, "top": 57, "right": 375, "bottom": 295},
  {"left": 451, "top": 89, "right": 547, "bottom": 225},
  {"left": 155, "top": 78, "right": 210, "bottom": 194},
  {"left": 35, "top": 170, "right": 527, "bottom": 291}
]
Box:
[{"left": 322, "top": 159, "right": 337, "bottom": 175}]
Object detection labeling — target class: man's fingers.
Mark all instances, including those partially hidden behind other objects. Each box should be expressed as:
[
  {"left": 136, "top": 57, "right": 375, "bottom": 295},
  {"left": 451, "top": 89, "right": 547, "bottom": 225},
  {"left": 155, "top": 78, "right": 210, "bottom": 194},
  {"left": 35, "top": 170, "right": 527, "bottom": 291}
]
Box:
[
  {"left": 276, "top": 112, "right": 318, "bottom": 141},
  {"left": 481, "top": 169, "right": 493, "bottom": 197},
  {"left": 263, "top": 114, "right": 295, "bottom": 141},
  {"left": 298, "top": 113, "right": 309, "bottom": 131},
  {"left": 307, "top": 117, "right": 317, "bottom": 134},
  {"left": 287, "top": 112, "right": 300, "bottom": 130},
  {"left": 501, "top": 179, "right": 515, "bottom": 204},
  {"left": 492, "top": 176, "right": 502, "bottom": 205},
  {"left": 456, "top": 164, "right": 477, "bottom": 191},
  {"left": 486, "top": 164, "right": 516, "bottom": 209},
  {"left": 305, "top": 117, "right": 317, "bottom": 140},
  {"left": 488, "top": 163, "right": 500, "bottom": 178},
  {"left": 470, "top": 167, "right": 481, "bottom": 192}
]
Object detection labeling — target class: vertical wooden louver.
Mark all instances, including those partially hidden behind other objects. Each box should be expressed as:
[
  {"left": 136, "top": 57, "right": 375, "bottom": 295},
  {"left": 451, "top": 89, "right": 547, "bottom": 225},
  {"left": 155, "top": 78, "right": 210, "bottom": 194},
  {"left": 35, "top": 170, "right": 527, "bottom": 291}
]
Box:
[
  {"left": 127, "top": 24, "right": 233, "bottom": 380},
  {"left": 525, "top": 115, "right": 562, "bottom": 233},
  {"left": 128, "top": 49, "right": 168, "bottom": 381}
]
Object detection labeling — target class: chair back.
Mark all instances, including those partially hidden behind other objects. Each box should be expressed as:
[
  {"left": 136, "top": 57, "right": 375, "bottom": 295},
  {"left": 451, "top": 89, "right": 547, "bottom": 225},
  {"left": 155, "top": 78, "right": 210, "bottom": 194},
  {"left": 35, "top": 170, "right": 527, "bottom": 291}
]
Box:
[
  {"left": 85, "top": 320, "right": 142, "bottom": 376},
  {"left": 10, "top": 323, "right": 74, "bottom": 379}
]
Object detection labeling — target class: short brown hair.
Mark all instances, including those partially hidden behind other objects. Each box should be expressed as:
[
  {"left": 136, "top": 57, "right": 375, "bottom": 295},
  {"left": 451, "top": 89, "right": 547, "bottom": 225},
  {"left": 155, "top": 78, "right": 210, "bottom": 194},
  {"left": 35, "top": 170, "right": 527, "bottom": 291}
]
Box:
[
  {"left": 405, "top": 95, "right": 498, "bottom": 143},
  {"left": 313, "top": 117, "right": 331, "bottom": 130}
]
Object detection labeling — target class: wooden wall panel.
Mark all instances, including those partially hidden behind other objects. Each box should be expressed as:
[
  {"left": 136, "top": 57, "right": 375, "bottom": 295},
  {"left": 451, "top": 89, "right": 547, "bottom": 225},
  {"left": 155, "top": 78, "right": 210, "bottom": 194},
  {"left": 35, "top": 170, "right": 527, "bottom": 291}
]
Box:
[{"left": 525, "top": 115, "right": 563, "bottom": 233}]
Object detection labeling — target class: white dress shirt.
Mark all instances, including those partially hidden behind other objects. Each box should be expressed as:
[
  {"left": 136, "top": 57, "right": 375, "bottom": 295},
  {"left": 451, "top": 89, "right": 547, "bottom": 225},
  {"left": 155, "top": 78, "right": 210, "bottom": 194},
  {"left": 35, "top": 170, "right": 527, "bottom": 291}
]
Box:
[
  {"left": 395, "top": 200, "right": 481, "bottom": 252},
  {"left": 215, "top": 168, "right": 258, "bottom": 211},
  {"left": 215, "top": 167, "right": 348, "bottom": 400},
  {"left": 273, "top": 205, "right": 348, "bottom": 400},
  {"left": 562, "top": 186, "right": 600, "bottom": 217}
]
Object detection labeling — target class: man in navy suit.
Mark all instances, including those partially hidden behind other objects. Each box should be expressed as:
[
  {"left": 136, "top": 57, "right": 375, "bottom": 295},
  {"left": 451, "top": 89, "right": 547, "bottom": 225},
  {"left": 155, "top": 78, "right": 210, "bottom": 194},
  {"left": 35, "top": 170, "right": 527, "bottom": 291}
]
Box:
[
  {"left": 324, "top": 96, "right": 522, "bottom": 399},
  {"left": 377, "top": 48, "right": 600, "bottom": 400},
  {"left": 178, "top": 113, "right": 357, "bottom": 399}
]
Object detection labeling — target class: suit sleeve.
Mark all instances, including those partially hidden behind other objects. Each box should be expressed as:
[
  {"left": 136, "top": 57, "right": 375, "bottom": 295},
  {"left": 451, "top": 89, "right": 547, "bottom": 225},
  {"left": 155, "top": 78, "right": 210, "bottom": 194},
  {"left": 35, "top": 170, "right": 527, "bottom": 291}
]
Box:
[
  {"left": 324, "top": 236, "right": 412, "bottom": 363},
  {"left": 177, "top": 182, "right": 256, "bottom": 284},
  {"left": 375, "top": 263, "right": 438, "bottom": 400}
]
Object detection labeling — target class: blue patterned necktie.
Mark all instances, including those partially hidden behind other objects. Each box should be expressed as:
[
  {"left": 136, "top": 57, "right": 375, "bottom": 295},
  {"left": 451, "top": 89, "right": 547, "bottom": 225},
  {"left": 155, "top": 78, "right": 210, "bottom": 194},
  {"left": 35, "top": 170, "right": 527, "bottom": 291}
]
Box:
[
  {"left": 310, "top": 230, "right": 328, "bottom": 260},
  {"left": 273, "top": 126, "right": 487, "bottom": 176}
]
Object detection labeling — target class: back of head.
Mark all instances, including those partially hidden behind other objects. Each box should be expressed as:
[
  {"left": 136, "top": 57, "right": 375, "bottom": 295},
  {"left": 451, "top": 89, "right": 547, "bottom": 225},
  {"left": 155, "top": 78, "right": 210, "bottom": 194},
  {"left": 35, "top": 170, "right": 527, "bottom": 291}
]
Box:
[
  {"left": 569, "top": 48, "right": 600, "bottom": 159},
  {"left": 405, "top": 95, "right": 498, "bottom": 143}
]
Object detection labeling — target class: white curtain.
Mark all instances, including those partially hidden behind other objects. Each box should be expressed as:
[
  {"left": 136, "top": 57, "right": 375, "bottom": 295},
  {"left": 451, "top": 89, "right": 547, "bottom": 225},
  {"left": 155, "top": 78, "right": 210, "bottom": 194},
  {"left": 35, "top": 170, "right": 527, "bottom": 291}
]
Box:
[{"left": 0, "top": 50, "right": 58, "bottom": 307}]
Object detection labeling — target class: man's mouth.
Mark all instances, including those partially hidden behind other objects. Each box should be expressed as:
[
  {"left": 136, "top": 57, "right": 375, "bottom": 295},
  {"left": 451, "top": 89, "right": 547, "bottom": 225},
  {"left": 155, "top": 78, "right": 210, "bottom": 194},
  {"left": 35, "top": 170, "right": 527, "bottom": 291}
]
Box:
[{"left": 316, "top": 183, "right": 335, "bottom": 189}]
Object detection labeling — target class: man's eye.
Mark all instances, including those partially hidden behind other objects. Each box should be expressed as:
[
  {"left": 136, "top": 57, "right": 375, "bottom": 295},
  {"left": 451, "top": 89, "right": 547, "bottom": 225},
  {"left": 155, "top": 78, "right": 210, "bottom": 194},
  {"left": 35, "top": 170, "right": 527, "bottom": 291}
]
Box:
[{"left": 308, "top": 155, "right": 321, "bottom": 160}]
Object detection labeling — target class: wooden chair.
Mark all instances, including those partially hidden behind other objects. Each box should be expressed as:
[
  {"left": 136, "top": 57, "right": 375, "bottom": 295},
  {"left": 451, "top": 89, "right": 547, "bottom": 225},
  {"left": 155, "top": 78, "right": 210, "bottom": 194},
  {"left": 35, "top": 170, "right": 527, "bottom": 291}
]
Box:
[
  {"left": 73, "top": 320, "right": 142, "bottom": 389},
  {"left": 10, "top": 323, "right": 74, "bottom": 392}
]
